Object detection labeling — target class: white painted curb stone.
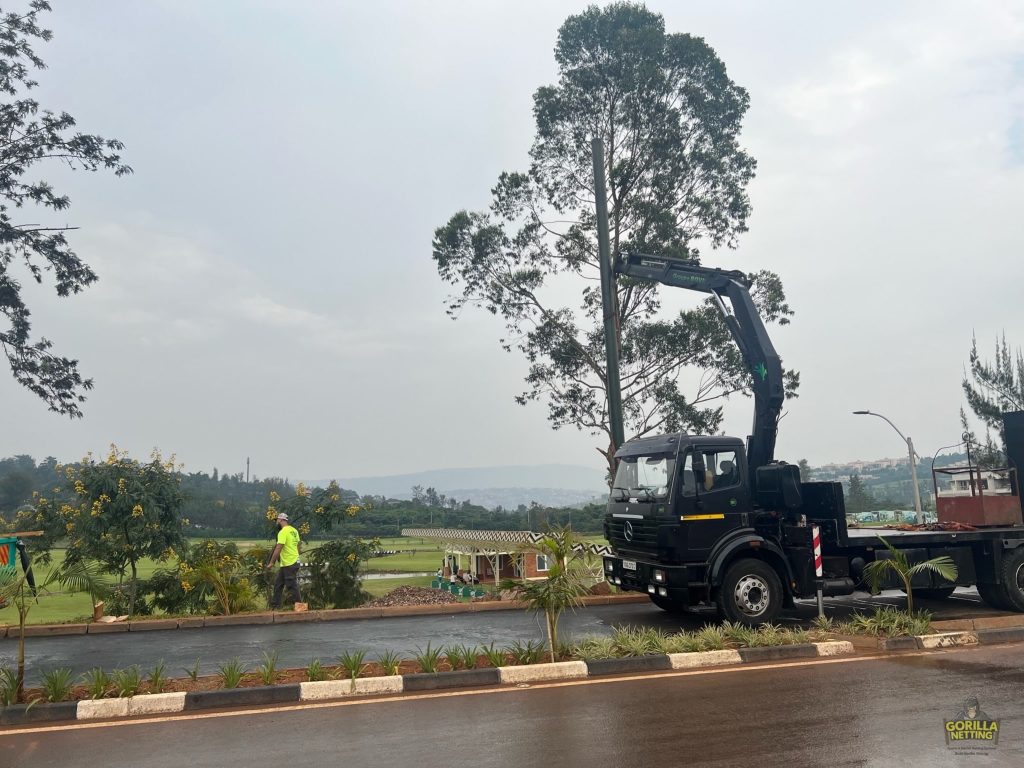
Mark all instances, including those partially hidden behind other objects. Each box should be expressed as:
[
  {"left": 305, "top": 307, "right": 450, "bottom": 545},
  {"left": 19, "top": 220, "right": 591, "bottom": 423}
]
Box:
[
  {"left": 78, "top": 698, "right": 130, "bottom": 719},
  {"left": 916, "top": 632, "right": 978, "bottom": 649},
  {"left": 498, "top": 661, "right": 588, "bottom": 684},
  {"left": 667, "top": 650, "right": 742, "bottom": 669},
  {"left": 128, "top": 692, "right": 186, "bottom": 715},
  {"left": 300, "top": 676, "right": 404, "bottom": 700},
  {"left": 813, "top": 641, "right": 855, "bottom": 657}
]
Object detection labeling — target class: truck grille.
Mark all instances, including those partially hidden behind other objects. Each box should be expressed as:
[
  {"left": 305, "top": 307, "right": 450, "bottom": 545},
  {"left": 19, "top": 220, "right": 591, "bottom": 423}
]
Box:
[{"left": 607, "top": 518, "right": 658, "bottom": 551}]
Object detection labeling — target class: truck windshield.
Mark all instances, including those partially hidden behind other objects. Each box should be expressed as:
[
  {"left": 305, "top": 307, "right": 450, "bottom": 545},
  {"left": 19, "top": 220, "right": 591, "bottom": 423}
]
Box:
[{"left": 612, "top": 454, "right": 675, "bottom": 500}]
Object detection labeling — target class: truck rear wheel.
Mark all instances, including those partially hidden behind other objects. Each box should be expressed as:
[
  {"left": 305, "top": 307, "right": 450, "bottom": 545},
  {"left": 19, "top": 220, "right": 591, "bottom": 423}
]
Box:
[
  {"left": 995, "top": 547, "right": 1024, "bottom": 612},
  {"left": 716, "top": 558, "right": 783, "bottom": 626},
  {"left": 977, "top": 582, "right": 1014, "bottom": 611}
]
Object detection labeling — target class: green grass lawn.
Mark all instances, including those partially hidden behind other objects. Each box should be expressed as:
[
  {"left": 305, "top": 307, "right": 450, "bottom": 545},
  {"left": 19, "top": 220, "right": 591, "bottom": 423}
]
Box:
[{"left": 361, "top": 574, "right": 435, "bottom": 598}]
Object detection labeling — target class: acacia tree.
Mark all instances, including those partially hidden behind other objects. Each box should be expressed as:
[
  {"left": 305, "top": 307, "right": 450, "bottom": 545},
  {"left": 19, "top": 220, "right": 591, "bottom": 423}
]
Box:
[
  {"left": 433, "top": 4, "right": 796, "bottom": 478},
  {"left": 56, "top": 447, "right": 186, "bottom": 614},
  {"left": 0, "top": 1, "right": 131, "bottom": 417}
]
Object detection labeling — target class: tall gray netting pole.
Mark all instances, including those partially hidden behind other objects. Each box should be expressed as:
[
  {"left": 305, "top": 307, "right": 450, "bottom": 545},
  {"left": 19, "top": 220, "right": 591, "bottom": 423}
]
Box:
[{"left": 592, "top": 138, "right": 624, "bottom": 451}]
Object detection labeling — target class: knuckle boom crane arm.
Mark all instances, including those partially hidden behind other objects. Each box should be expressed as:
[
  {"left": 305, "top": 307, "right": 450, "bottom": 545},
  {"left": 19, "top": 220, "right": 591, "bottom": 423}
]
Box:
[{"left": 614, "top": 252, "right": 785, "bottom": 489}]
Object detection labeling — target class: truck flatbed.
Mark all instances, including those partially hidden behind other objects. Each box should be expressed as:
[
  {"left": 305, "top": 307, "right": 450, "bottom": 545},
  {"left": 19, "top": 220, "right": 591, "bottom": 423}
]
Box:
[{"left": 842, "top": 526, "right": 1024, "bottom": 546}]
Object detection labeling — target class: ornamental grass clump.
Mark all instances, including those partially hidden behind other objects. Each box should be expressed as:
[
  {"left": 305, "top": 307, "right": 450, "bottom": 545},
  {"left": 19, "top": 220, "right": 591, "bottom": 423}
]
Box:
[
  {"left": 694, "top": 625, "right": 728, "bottom": 651},
  {"left": 570, "top": 636, "right": 617, "bottom": 661},
  {"left": 306, "top": 659, "right": 327, "bottom": 682},
  {"left": 183, "top": 658, "right": 201, "bottom": 682},
  {"left": 481, "top": 643, "right": 507, "bottom": 668},
  {"left": 442, "top": 645, "right": 463, "bottom": 671},
  {"left": 663, "top": 631, "right": 703, "bottom": 654},
  {"left": 112, "top": 667, "right": 142, "bottom": 698},
  {"left": 257, "top": 652, "right": 279, "bottom": 686},
  {"left": 376, "top": 650, "right": 402, "bottom": 677},
  {"left": 840, "top": 606, "right": 933, "bottom": 637},
  {"left": 148, "top": 661, "right": 168, "bottom": 693},
  {"left": 218, "top": 658, "right": 246, "bottom": 689},
  {"left": 721, "top": 622, "right": 758, "bottom": 648},
  {"left": 83, "top": 667, "right": 110, "bottom": 699},
  {"left": 0, "top": 668, "right": 17, "bottom": 706},
  {"left": 508, "top": 639, "right": 546, "bottom": 665},
  {"left": 612, "top": 625, "right": 665, "bottom": 656},
  {"left": 455, "top": 644, "right": 480, "bottom": 670},
  {"left": 410, "top": 643, "right": 442, "bottom": 674},
  {"left": 337, "top": 649, "right": 368, "bottom": 685},
  {"left": 41, "top": 668, "right": 75, "bottom": 702}
]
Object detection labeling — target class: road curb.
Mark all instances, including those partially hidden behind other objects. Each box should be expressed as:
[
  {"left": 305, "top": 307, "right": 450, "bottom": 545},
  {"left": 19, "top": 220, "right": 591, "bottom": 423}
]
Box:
[
  {"left": 184, "top": 684, "right": 300, "bottom": 710},
  {"left": 976, "top": 626, "right": 1024, "bottom": 645},
  {"left": 402, "top": 668, "right": 500, "bottom": 691},
  {"left": 498, "top": 660, "right": 588, "bottom": 684},
  {"left": 586, "top": 655, "right": 672, "bottom": 676},
  {"left": 914, "top": 631, "right": 978, "bottom": 650}
]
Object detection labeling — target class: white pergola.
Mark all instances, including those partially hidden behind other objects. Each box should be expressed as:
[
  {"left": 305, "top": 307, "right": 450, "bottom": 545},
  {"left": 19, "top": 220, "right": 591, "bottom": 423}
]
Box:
[{"left": 401, "top": 528, "right": 611, "bottom": 589}]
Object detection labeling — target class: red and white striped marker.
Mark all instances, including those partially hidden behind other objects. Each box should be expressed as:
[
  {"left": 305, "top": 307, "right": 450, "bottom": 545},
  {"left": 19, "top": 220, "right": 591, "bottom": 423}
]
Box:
[
  {"left": 812, "top": 525, "right": 823, "bottom": 578},
  {"left": 812, "top": 525, "right": 824, "bottom": 617}
]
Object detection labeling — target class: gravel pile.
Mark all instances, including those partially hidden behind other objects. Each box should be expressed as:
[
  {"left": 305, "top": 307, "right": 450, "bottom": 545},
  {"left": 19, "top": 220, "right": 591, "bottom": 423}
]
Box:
[{"left": 365, "top": 586, "right": 460, "bottom": 607}]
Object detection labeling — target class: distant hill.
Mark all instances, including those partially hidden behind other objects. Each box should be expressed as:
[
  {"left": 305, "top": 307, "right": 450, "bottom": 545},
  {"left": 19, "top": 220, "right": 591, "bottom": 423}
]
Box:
[{"left": 326, "top": 464, "right": 608, "bottom": 509}]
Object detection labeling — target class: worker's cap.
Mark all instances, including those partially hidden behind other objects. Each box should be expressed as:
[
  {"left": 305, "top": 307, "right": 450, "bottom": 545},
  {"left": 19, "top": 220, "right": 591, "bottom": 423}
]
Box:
[{"left": 276, "top": 512, "right": 289, "bottom": 521}]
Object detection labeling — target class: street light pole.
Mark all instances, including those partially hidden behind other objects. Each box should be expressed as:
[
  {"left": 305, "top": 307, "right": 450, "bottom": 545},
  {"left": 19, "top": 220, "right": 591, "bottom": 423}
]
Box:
[{"left": 853, "top": 410, "right": 925, "bottom": 525}]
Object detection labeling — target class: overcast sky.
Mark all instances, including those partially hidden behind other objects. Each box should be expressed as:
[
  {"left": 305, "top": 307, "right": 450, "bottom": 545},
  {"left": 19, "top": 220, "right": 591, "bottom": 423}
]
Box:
[{"left": 2, "top": 0, "right": 1022, "bottom": 480}]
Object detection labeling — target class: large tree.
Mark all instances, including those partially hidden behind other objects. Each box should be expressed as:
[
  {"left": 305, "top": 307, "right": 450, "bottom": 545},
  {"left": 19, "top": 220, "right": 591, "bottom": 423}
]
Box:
[
  {"left": 0, "top": 1, "right": 130, "bottom": 417},
  {"left": 433, "top": 3, "right": 795, "bottom": 478}
]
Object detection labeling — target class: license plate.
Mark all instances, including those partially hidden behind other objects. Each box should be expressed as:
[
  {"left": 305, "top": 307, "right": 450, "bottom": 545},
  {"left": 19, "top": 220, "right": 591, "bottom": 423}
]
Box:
[{"left": 622, "top": 560, "right": 637, "bottom": 571}]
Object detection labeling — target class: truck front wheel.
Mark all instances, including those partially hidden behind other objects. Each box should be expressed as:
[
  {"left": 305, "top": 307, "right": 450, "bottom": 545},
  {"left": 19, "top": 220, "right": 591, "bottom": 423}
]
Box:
[{"left": 716, "top": 558, "right": 784, "bottom": 626}]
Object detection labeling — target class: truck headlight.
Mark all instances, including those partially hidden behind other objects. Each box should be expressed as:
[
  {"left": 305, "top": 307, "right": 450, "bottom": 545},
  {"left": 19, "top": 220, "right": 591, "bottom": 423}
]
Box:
[
  {"left": 647, "top": 585, "right": 656, "bottom": 594},
  {"left": 658, "top": 587, "right": 668, "bottom": 597},
  {"left": 605, "top": 560, "right": 614, "bottom": 573},
  {"left": 613, "top": 577, "right": 621, "bottom": 585},
  {"left": 653, "top": 569, "right": 666, "bottom": 583}
]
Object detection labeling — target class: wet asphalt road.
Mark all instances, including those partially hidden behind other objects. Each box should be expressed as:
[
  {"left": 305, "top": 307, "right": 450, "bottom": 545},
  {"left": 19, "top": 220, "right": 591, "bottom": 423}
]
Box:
[
  {"left": 0, "top": 587, "right": 1007, "bottom": 684},
  {"left": 3, "top": 643, "right": 1022, "bottom": 767}
]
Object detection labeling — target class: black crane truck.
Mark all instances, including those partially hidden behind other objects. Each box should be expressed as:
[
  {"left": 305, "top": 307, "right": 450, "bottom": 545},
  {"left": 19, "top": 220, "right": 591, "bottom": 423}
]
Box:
[{"left": 601, "top": 253, "right": 1024, "bottom": 625}]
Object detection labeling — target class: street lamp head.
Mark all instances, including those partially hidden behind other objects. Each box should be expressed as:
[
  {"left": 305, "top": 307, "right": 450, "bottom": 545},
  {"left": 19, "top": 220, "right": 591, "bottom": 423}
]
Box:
[{"left": 853, "top": 410, "right": 871, "bottom": 415}]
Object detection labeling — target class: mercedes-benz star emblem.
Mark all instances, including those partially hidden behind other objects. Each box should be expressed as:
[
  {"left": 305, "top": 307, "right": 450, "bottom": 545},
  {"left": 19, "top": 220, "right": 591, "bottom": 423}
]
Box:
[{"left": 623, "top": 521, "right": 634, "bottom": 541}]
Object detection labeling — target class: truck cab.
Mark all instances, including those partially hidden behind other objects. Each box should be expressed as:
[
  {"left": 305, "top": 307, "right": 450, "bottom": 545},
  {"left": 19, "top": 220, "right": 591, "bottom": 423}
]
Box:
[
  {"left": 604, "top": 433, "right": 791, "bottom": 618},
  {"left": 606, "top": 434, "right": 751, "bottom": 559}
]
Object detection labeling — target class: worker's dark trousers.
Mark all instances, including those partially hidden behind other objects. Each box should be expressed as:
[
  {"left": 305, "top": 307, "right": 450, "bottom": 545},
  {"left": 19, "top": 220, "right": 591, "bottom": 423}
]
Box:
[{"left": 272, "top": 563, "right": 301, "bottom": 608}]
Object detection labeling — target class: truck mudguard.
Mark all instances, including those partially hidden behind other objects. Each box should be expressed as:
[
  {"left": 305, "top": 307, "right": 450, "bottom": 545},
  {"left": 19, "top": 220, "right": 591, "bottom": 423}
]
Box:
[{"left": 708, "top": 531, "right": 794, "bottom": 588}]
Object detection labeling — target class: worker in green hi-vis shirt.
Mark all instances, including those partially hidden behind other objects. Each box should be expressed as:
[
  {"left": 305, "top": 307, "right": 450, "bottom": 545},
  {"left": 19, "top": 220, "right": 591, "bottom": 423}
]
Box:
[{"left": 266, "top": 512, "right": 302, "bottom": 609}]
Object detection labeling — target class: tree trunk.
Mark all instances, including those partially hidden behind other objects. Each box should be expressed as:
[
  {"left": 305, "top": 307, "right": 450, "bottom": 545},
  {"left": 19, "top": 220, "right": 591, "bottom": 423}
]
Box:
[
  {"left": 903, "top": 575, "right": 914, "bottom": 614},
  {"left": 604, "top": 439, "right": 617, "bottom": 487},
  {"left": 129, "top": 560, "right": 138, "bottom": 616},
  {"left": 16, "top": 589, "right": 27, "bottom": 702},
  {"left": 546, "top": 609, "right": 558, "bottom": 663}
]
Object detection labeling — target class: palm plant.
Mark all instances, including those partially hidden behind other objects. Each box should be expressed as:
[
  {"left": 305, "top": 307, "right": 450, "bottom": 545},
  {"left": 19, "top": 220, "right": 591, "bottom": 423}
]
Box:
[
  {"left": 499, "top": 526, "right": 594, "bottom": 663},
  {"left": 864, "top": 536, "right": 958, "bottom": 614},
  {"left": 0, "top": 556, "right": 109, "bottom": 702}
]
